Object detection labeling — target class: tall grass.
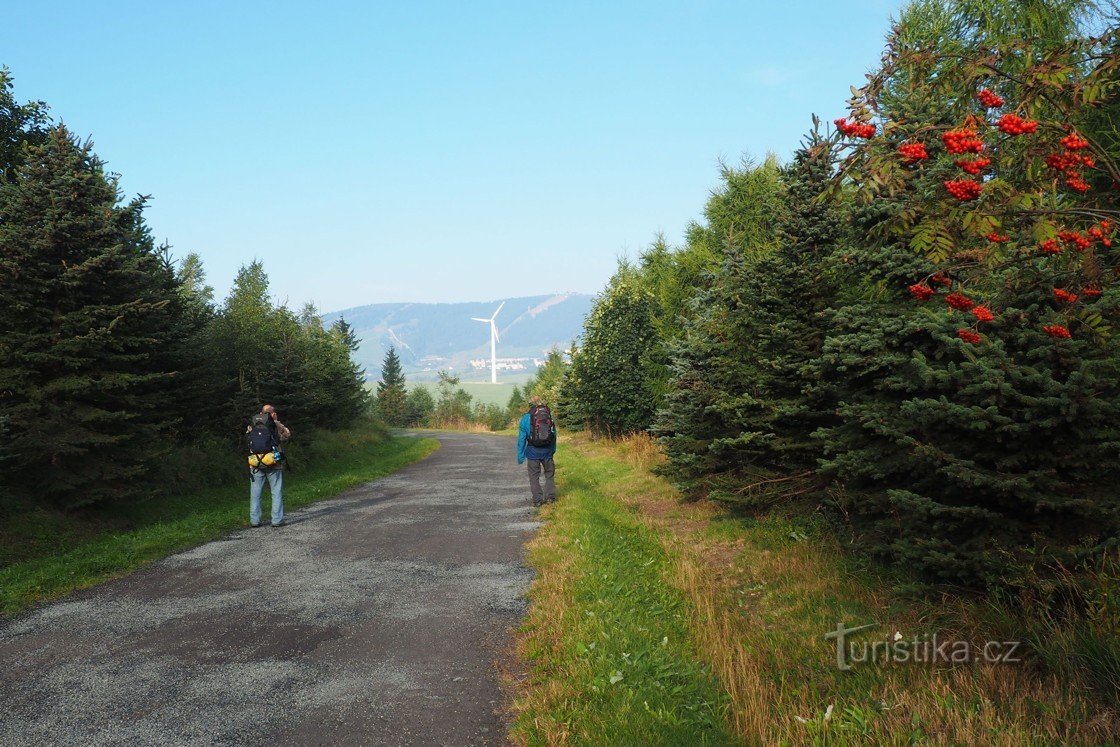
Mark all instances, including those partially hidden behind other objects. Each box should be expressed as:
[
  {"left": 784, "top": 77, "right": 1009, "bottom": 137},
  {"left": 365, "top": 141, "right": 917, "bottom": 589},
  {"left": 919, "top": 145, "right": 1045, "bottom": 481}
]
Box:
[{"left": 515, "top": 433, "right": 1119, "bottom": 745}]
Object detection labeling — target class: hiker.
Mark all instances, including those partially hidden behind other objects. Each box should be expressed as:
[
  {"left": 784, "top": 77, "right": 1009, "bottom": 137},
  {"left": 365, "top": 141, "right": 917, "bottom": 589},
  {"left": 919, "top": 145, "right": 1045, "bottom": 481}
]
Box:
[
  {"left": 246, "top": 403, "right": 292, "bottom": 527},
  {"left": 517, "top": 395, "right": 557, "bottom": 507}
]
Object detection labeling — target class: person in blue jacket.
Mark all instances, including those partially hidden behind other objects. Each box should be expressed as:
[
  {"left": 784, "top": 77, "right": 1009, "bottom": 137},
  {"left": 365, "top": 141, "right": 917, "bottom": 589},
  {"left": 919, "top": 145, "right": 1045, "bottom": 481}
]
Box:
[{"left": 517, "top": 395, "right": 557, "bottom": 507}]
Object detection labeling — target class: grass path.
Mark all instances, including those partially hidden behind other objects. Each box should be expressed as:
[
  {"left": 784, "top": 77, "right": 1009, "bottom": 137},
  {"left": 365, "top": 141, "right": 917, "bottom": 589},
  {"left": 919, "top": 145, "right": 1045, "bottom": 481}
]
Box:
[
  {"left": 0, "top": 431, "right": 439, "bottom": 616},
  {"left": 513, "top": 434, "right": 1117, "bottom": 745}
]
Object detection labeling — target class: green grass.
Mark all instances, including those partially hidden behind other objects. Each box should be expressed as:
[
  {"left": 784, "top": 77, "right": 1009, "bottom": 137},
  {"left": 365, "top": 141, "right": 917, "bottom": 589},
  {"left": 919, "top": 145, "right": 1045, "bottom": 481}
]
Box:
[
  {"left": 407, "top": 380, "right": 522, "bottom": 407},
  {"left": 514, "top": 442, "right": 734, "bottom": 745},
  {"left": 0, "top": 430, "right": 439, "bottom": 616},
  {"left": 514, "top": 435, "right": 1119, "bottom": 745}
]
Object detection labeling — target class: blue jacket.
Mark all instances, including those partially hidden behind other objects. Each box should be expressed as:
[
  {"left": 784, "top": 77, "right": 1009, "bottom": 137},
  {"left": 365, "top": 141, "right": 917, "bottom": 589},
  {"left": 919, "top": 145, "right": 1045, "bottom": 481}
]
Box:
[{"left": 518, "top": 411, "right": 556, "bottom": 463}]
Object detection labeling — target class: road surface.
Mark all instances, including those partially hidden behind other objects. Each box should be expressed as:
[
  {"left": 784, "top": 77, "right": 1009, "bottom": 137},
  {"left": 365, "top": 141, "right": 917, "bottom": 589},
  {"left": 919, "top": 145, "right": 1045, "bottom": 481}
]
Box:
[{"left": 0, "top": 431, "right": 537, "bottom": 746}]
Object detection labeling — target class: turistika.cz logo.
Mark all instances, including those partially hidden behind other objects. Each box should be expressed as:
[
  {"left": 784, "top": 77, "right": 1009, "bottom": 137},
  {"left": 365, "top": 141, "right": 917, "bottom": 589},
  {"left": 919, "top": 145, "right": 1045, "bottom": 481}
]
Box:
[{"left": 824, "top": 622, "right": 1022, "bottom": 671}]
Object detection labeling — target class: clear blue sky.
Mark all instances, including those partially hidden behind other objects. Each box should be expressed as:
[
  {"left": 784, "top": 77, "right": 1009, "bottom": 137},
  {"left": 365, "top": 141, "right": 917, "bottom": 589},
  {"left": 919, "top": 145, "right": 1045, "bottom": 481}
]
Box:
[{"left": 4, "top": 0, "right": 904, "bottom": 312}]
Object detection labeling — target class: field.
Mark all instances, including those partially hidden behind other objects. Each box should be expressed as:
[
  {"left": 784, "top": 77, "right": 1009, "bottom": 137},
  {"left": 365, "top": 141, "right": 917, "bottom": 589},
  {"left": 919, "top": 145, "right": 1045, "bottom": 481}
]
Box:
[{"left": 408, "top": 379, "right": 527, "bottom": 407}]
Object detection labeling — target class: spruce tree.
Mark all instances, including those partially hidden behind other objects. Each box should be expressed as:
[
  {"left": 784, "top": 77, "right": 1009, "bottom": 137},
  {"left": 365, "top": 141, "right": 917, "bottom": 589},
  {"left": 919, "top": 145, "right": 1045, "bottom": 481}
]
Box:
[
  {"left": 376, "top": 346, "right": 408, "bottom": 426},
  {"left": 0, "top": 126, "right": 189, "bottom": 507},
  {"left": 0, "top": 69, "right": 49, "bottom": 183},
  {"left": 655, "top": 137, "right": 845, "bottom": 504}
]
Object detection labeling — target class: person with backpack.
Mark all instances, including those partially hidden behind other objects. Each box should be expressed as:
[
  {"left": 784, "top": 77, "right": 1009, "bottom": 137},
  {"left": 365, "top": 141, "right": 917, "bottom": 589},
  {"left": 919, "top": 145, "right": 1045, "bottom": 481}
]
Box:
[
  {"left": 246, "top": 403, "right": 292, "bottom": 527},
  {"left": 517, "top": 395, "right": 557, "bottom": 507}
]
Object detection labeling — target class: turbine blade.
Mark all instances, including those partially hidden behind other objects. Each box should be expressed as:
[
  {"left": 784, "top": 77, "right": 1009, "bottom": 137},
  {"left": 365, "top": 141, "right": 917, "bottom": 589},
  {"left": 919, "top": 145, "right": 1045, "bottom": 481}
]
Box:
[
  {"left": 470, "top": 317, "right": 489, "bottom": 322},
  {"left": 492, "top": 324, "right": 500, "bottom": 343},
  {"left": 490, "top": 300, "right": 505, "bottom": 321}
]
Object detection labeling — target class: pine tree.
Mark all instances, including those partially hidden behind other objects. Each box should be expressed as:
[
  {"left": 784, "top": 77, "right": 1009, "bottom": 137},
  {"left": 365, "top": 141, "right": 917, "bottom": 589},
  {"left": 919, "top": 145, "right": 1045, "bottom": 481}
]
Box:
[
  {"left": 0, "top": 126, "right": 190, "bottom": 507},
  {"left": 376, "top": 346, "right": 408, "bottom": 426}
]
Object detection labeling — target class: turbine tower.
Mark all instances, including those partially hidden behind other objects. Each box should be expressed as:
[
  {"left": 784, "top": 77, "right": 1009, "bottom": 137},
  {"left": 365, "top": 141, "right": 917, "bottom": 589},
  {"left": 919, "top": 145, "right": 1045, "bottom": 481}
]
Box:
[{"left": 471, "top": 301, "right": 505, "bottom": 383}]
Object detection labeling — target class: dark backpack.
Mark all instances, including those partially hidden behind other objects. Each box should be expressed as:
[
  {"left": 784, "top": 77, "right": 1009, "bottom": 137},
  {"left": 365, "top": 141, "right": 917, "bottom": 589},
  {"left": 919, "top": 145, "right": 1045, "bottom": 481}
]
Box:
[
  {"left": 528, "top": 405, "right": 555, "bottom": 447},
  {"left": 247, "top": 414, "right": 277, "bottom": 455}
]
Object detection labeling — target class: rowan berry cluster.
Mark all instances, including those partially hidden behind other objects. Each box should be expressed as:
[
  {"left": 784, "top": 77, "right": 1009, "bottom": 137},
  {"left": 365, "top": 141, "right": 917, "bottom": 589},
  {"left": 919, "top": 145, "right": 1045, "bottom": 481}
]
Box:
[
  {"left": 976, "top": 89, "right": 1005, "bottom": 108},
  {"left": 942, "top": 127, "right": 984, "bottom": 154},
  {"left": 946, "top": 292, "right": 976, "bottom": 311},
  {"left": 957, "top": 329, "right": 982, "bottom": 343},
  {"left": 1058, "top": 231, "right": 1092, "bottom": 251},
  {"left": 1088, "top": 220, "right": 1113, "bottom": 247},
  {"left": 909, "top": 283, "right": 935, "bottom": 301},
  {"left": 944, "top": 179, "right": 982, "bottom": 201},
  {"left": 898, "top": 142, "right": 929, "bottom": 162},
  {"left": 955, "top": 157, "right": 991, "bottom": 175},
  {"left": 1043, "top": 324, "right": 1072, "bottom": 339},
  {"left": 834, "top": 118, "right": 876, "bottom": 138},
  {"left": 996, "top": 113, "right": 1038, "bottom": 135},
  {"left": 1060, "top": 133, "right": 1090, "bottom": 150},
  {"left": 1053, "top": 288, "right": 1079, "bottom": 304},
  {"left": 971, "top": 305, "right": 995, "bottom": 322},
  {"left": 1040, "top": 239, "right": 1063, "bottom": 255},
  {"left": 986, "top": 232, "right": 1010, "bottom": 243}
]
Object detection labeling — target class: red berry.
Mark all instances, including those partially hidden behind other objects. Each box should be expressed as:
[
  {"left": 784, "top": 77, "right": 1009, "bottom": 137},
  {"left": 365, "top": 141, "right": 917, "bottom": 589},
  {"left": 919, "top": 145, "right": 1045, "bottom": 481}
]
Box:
[
  {"left": 976, "top": 89, "right": 1005, "bottom": 108},
  {"left": 1042, "top": 324, "right": 1072, "bottom": 339},
  {"left": 971, "top": 305, "right": 995, "bottom": 322},
  {"left": 957, "top": 329, "right": 982, "bottom": 343},
  {"left": 946, "top": 292, "right": 976, "bottom": 311}
]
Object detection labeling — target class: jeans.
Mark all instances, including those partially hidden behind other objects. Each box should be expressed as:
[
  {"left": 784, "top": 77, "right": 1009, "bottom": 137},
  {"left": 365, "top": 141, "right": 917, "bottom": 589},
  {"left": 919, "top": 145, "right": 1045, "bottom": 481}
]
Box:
[
  {"left": 250, "top": 469, "right": 284, "bottom": 526},
  {"left": 526, "top": 458, "right": 555, "bottom": 504}
]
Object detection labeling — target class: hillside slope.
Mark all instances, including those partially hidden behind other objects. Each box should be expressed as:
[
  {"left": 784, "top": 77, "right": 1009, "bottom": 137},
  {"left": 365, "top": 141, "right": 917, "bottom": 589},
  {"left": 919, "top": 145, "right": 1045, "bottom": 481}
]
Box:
[{"left": 324, "top": 293, "right": 593, "bottom": 380}]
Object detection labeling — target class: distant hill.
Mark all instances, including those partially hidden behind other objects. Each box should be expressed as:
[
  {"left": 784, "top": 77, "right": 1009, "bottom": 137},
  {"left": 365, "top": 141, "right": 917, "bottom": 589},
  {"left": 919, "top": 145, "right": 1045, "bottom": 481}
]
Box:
[{"left": 323, "top": 293, "right": 594, "bottom": 381}]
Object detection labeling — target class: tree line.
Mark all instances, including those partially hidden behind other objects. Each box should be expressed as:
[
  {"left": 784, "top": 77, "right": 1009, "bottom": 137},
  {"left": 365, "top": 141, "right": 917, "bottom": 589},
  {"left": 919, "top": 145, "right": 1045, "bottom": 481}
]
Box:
[
  {"left": 0, "top": 71, "right": 369, "bottom": 511},
  {"left": 552, "top": 0, "right": 1120, "bottom": 594},
  {"left": 373, "top": 346, "right": 568, "bottom": 430}
]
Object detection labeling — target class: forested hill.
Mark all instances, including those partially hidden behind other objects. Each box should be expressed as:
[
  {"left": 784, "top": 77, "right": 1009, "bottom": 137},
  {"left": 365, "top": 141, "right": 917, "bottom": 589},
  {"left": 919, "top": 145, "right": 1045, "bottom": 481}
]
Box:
[{"left": 324, "top": 293, "right": 594, "bottom": 378}]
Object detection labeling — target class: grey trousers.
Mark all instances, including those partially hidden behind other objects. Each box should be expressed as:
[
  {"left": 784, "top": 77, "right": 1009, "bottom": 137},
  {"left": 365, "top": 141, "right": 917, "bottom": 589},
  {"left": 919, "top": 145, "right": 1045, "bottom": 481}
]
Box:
[{"left": 527, "top": 458, "right": 556, "bottom": 504}]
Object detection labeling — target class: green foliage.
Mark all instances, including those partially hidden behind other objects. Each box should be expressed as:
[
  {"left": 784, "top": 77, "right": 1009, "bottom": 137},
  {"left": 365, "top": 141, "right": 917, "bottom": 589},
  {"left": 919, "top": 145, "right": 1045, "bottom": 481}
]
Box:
[
  {"left": 430, "top": 370, "right": 474, "bottom": 426},
  {"left": 0, "top": 126, "right": 192, "bottom": 508},
  {"left": 519, "top": 349, "right": 569, "bottom": 420},
  {"left": 515, "top": 442, "right": 734, "bottom": 744},
  {"left": 563, "top": 265, "right": 660, "bottom": 435},
  {"left": 376, "top": 346, "right": 408, "bottom": 426},
  {"left": 404, "top": 385, "right": 435, "bottom": 426},
  {"left": 656, "top": 137, "right": 846, "bottom": 505},
  {"left": 0, "top": 72, "right": 373, "bottom": 510},
  {"left": 0, "top": 67, "right": 49, "bottom": 183}
]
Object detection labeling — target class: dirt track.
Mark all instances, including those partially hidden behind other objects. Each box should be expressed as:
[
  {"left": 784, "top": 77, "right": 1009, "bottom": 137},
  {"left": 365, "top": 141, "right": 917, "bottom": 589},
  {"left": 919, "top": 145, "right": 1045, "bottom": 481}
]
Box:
[{"left": 0, "top": 431, "right": 537, "bottom": 746}]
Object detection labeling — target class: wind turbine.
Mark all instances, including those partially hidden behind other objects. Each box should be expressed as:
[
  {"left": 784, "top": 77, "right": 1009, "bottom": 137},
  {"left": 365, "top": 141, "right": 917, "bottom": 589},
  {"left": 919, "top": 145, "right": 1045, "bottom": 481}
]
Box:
[{"left": 471, "top": 301, "right": 505, "bottom": 383}]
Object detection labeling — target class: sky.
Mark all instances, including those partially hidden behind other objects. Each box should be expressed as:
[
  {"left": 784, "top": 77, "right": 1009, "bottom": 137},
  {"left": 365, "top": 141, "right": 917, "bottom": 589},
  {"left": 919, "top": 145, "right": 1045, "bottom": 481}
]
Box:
[{"left": 3, "top": 0, "right": 906, "bottom": 312}]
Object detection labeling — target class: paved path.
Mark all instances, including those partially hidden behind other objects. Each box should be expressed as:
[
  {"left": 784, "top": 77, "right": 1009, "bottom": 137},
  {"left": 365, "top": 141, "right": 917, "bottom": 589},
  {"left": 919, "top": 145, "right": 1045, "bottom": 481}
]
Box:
[{"left": 0, "top": 432, "right": 537, "bottom": 746}]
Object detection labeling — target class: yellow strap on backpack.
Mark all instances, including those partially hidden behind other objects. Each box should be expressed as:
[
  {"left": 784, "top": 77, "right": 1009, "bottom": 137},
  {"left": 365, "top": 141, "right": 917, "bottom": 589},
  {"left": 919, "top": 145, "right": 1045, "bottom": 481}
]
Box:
[{"left": 248, "top": 451, "right": 277, "bottom": 468}]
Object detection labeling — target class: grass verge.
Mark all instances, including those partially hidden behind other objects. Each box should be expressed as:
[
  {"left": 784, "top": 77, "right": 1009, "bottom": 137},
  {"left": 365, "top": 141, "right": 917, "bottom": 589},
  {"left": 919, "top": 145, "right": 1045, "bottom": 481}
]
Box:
[
  {"left": 512, "top": 440, "right": 734, "bottom": 745},
  {"left": 0, "top": 429, "right": 439, "bottom": 616},
  {"left": 513, "top": 433, "right": 1118, "bottom": 745}
]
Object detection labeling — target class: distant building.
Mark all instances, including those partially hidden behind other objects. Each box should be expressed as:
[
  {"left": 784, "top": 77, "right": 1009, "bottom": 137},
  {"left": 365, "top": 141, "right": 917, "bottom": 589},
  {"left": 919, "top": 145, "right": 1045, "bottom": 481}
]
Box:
[{"left": 469, "top": 357, "right": 533, "bottom": 372}]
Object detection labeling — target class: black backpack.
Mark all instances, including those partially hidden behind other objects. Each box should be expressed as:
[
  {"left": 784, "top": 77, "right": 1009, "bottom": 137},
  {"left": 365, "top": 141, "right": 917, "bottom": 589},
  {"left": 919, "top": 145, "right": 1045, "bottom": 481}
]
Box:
[
  {"left": 247, "top": 414, "right": 277, "bottom": 455},
  {"left": 528, "top": 405, "right": 555, "bottom": 447}
]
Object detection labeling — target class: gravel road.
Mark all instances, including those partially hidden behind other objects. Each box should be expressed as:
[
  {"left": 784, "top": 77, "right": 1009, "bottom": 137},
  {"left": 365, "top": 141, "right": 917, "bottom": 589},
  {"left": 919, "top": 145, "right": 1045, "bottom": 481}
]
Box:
[{"left": 0, "top": 431, "right": 537, "bottom": 746}]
